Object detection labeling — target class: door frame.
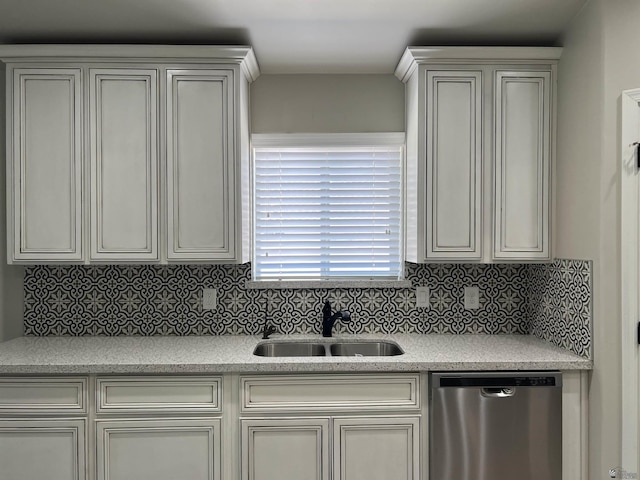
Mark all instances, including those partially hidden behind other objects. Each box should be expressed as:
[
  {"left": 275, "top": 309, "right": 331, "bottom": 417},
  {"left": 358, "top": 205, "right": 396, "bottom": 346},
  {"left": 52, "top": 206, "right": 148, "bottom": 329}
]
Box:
[{"left": 620, "top": 87, "right": 640, "bottom": 474}]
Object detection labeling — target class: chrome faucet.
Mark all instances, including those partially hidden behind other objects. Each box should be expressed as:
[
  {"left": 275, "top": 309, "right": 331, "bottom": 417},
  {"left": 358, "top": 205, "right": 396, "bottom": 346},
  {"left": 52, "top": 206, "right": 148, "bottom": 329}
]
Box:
[{"left": 322, "top": 300, "right": 351, "bottom": 337}]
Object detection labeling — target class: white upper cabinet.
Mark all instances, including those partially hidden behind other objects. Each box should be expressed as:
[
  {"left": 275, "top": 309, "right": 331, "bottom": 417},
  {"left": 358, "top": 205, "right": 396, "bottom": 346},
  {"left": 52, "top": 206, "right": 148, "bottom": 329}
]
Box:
[
  {"left": 396, "top": 47, "right": 560, "bottom": 262},
  {"left": 89, "top": 68, "right": 158, "bottom": 261},
  {"left": 425, "top": 70, "right": 483, "bottom": 260},
  {"left": 166, "top": 70, "right": 235, "bottom": 260},
  {"left": 2, "top": 45, "right": 259, "bottom": 264},
  {"left": 494, "top": 70, "right": 551, "bottom": 259},
  {"left": 9, "top": 68, "right": 83, "bottom": 262}
]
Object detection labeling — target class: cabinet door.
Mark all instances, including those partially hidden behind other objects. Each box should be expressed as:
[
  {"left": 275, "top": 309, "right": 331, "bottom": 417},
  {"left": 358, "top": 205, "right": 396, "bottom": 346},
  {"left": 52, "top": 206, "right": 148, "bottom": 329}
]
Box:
[
  {"left": 425, "top": 70, "right": 483, "bottom": 260},
  {"left": 333, "top": 416, "right": 419, "bottom": 480},
  {"left": 241, "top": 418, "right": 330, "bottom": 480},
  {"left": 494, "top": 70, "right": 551, "bottom": 260},
  {"left": 89, "top": 69, "right": 158, "bottom": 261},
  {"left": 96, "top": 418, "right": 221, "bottom": 480},
  {"left": 10, "top": 68, "right": 83, "bottom": 262},
  {"left": 166, "top": 69, "right": 236, "bottom": 261},
  {"left": 0, "top": 419, "right": 86, "bottom": 480}
]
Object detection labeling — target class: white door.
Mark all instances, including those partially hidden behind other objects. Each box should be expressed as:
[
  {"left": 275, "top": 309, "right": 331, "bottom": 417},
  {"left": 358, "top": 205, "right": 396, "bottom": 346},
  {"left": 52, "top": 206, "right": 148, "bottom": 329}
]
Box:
[
  {"left": 95, "top": 418, "right": 221, "bottom": 480},
  {"left": 0, "top": 419, "right": 86, "bottom": 480},
  {"left": 166, "top": 69, "right": 236, "bottom": 261},
  {"left": 333, "top": 416, "right": 420, "bottom": 480},
  {"left": 9, "top": 68, "right": 83, "bottom": 262},
  {"left": 425, "top": 70, "right": 483, "bottom": 260},
  {"left": 241, "top": 418, "right": 330, "bottom": 480},
  {"left": 89, "top": 68, "right": 159, "bottom": 261},
  {"left": 493, "top": 70, "right": 551, "bottom": 260},
  {"left": 620, "top": 87, "right": 640, "bottom": 479}
]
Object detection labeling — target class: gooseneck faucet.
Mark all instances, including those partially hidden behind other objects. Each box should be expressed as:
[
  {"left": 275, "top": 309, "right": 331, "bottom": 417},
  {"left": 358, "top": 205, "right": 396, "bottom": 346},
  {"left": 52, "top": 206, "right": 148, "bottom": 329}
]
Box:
[
  {"left": 322, "top": 300, "right": 351, "bottom": 337},
  {"left": 262, "top": 315, "right": 277, "bottom": 340}
]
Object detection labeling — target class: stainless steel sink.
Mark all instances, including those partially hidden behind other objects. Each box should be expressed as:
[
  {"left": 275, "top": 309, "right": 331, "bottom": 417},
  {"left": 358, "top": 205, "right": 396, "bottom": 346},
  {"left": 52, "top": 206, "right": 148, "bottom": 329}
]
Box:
[
  {"left": 253, "top": 342, "right": 327, "bottom": 357},
  {"left": 329, "top": 341, "right": 404, "bottom": 357},
  {"left": 253, "top": 340, "right": 404, "bottom": 357}
]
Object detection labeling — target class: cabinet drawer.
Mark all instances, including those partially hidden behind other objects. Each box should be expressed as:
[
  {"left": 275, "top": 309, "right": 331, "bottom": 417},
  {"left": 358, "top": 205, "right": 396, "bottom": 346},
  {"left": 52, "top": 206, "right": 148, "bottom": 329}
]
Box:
[
  {"left": 0, "top": 377, "right": 87, "bottom": 414},
  {"left": 96, "top": 376, "right": 222, "bottom": 414},
  {"left": 240, "top": 374, "right": 420, "bottom": 413}
]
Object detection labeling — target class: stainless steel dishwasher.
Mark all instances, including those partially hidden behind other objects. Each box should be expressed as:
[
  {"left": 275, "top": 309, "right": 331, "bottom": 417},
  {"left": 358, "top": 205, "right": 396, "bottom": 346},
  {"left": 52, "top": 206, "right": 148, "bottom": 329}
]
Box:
[{"left": 430, "top": 372, "right": 562, "bottom": 480}]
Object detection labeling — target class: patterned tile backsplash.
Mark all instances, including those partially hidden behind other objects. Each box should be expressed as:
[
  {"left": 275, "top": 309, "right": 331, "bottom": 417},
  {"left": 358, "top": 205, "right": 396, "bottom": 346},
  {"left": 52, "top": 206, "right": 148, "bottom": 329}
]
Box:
[
  {"left": 23, "top": 259, "right": 592, "bottom": 358},
  {"left": 528, "top": 260, "right": 592, "bottom": 358}
]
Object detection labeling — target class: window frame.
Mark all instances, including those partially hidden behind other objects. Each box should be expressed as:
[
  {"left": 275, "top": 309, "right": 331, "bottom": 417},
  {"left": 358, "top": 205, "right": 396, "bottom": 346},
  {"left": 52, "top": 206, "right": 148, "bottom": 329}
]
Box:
[{"left": 250, "top": 133, "right": 406, "bottom": 285}]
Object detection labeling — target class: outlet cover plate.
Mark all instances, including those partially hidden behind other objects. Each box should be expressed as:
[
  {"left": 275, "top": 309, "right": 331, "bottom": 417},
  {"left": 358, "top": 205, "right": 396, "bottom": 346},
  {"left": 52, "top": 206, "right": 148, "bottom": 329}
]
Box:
[
  {"left": 203, "top": 288, "right": 217, "bottom": 310},
  {"left": 464, "top": 286, "right": 480, "bottom": 310},
  {"left": 416, "top": 286, "right": 430, "bottom": 308}
]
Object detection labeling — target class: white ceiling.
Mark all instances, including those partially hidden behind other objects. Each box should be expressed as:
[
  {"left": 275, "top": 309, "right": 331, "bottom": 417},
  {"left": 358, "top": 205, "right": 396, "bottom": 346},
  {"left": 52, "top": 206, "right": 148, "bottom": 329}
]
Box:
[{"left": 0, "top": 0, "right": 587, "bottom": 73}]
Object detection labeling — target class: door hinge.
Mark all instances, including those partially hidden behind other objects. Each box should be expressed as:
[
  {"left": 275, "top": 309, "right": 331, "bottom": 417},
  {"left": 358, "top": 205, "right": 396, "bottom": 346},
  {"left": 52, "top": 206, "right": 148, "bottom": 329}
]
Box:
[{"left": 637, "top": 321, "right": 640, "bottom": 345}]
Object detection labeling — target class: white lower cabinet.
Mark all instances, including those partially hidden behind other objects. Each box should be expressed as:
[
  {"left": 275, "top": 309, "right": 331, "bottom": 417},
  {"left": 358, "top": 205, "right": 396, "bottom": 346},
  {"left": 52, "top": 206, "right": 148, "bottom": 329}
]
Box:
[
  {"left": 333, "top": 417, "right": 420, "bottom": 480},
  {"left": 239, "top": 373, "right": 422, "bottom": 480},
  {"left": 0, "top": 419, "right": 86, "bottom": 480},
  {"left": 96, "top": 418, "right": 221, "bottom": 480},
  {"left": 0, "top": 371, "right": 587, "bottom": 480},
  {"left": 241, "top": 418, "right": 330, "bottom": 480},
  {"left": 241, "top": 416, "right": 419, "bottom": 480}
]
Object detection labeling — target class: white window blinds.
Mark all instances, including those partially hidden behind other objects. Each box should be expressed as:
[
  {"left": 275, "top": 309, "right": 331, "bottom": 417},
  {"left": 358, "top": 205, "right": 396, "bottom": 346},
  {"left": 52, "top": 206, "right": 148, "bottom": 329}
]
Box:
[{"left": 253, "top": 134, "right": 404, "bottom": 280}]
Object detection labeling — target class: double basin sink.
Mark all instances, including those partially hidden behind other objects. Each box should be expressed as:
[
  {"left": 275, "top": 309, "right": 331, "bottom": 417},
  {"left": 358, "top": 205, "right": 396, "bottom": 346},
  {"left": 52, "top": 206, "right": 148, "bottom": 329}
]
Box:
[{"left": 254, "top": 340, "right": 403, "bottom": 357}]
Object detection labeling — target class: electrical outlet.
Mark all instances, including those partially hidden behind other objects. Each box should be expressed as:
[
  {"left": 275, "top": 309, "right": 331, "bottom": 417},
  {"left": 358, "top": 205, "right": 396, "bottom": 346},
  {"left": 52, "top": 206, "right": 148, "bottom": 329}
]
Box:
[
  {"left": 203, "top": 288, "right": 217, "bottom": 310},
  {"left": 416, "top": 286, "right": 430, "bottom": 308},
  {"left": 464, "top": 286, "right": 480, "bottom": 310}
]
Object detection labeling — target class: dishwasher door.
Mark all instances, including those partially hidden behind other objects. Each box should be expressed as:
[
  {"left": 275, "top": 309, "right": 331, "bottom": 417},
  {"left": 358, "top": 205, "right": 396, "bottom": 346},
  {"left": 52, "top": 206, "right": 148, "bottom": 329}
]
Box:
[{"left": 430, "top": 372, "right": 562, "bottom": 480}]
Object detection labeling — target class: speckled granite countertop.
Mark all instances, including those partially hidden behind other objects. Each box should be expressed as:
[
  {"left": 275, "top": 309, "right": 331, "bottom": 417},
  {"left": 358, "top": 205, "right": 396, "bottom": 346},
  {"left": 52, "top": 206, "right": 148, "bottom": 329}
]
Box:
[{"left": 0, "top": 334, "right": 591, "bottom": 374}]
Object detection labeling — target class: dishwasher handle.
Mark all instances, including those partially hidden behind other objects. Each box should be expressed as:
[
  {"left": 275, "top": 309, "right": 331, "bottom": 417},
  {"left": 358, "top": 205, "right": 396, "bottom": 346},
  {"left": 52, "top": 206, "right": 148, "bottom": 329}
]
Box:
[{"left": 481, "top": 387, "right": 515, "bottom": 398}]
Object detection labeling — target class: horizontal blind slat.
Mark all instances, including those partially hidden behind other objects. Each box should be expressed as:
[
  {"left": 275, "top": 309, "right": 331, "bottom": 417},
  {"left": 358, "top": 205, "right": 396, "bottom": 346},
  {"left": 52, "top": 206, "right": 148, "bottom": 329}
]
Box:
[{"left": 254, "top": 142, "right": 402, "bottom": 280}]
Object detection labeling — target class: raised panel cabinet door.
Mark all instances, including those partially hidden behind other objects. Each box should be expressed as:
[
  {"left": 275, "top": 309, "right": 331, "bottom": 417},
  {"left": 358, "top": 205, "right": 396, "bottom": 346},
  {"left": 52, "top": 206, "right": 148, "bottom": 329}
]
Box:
[
  {"left": 425, "top": 70, "right": 483, "bottom": 260},
  {"left": 96, "top": 418, "right": 221, "bottom": 480},
  {"left": 241, "top": 418, "right": 330, "bottom": 480},
  {"left": 494, "top": 70, "right": 551, "bottom": 259},
  {"left": 0, "top": 419, "right": 86, "bottom": 480},
  {"left": 10, "top": 68, "right": 83, "bottom": 261},
  {"left": 333, "top": 416, "right": 420, "bottom": 480},
  {"left": 89, "top": 69, "right": 158, "bottom": 261},
  {"left": 166, "top": 69, "right": 236, "bottom": 260}
]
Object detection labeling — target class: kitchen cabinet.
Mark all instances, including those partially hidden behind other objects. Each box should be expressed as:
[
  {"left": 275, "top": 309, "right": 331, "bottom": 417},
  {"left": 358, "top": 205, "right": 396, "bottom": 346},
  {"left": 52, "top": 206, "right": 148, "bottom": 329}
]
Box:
[
  {"left": 89, "top": 68, "right": 159, "bottom": 261},
  {"left": 239, "top": 374, "right": 422, "bottom": 480},
  {"left": 0, "top": 377, "right": 88, "bottom": 480},
  {"left": 95, "top": 376, "right": 223, "bottom": 480},
  {"left": 240, "top": 416, "right": 419, "bottom": 480},
  {"left": 8, "top": 68, "right": 84, "bottom": 262},
  {"left": 96, "top": 418, "right": 221, "bottom": 480},
  {"left": 333, "top": 416, "right": 419, "bottom": 480},
  {"left": 166, "top": 69, "right": 236, "bottom": 261},
  {"left": 241, "top": 417, "right": 330, "bottom": 480},
  {"left": 1, "top": 45, "right": 258, "bottom": 264},
  {"left": 0, "top": 368, "right": 588, "bottom": 480},
  {"left": 395, "top": 47, "right": 560, "bottom": 262},
  {"left": 0, "top": 419, "right": 86, "bottom": 480}
]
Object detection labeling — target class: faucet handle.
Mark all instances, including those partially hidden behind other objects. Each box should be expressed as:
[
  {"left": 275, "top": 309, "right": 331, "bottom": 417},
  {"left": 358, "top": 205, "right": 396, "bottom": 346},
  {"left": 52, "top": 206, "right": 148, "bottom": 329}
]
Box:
[
  {"left": 262, "top": 323, "right": 277, "bottom": 339},
  {"left": 262, "top": 315, "right": 277, "bottom": 339},
  {"left": 340, "top": 310, "right": 351, "bottom": 322}
]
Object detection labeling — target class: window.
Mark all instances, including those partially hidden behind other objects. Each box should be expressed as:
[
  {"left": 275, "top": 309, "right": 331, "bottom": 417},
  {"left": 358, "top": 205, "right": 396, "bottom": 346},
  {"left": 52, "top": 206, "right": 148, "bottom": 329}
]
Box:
[{"left": 252, "top": 133, "right": 404, "bottom": 281}]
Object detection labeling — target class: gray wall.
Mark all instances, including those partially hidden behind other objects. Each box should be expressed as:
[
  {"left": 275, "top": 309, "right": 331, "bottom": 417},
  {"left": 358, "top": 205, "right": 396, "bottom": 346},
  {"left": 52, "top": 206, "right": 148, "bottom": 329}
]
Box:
[
  {"left": 556, "top": 0, "right": 640, "bottom": 476},
  {"left": 251, "top": 74, "right": 404, "bottom": 133},
  {"left": 0, "top": 62, "right": 24, "bottom": 342}
]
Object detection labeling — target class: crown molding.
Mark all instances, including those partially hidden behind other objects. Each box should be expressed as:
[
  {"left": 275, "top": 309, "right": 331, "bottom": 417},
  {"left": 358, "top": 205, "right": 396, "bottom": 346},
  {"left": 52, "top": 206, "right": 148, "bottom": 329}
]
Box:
[
  {"left": 395, "top": 46, "right": 563, "bottom": 82},
  {"left": 0, "top": 44, "right": 260, "bottom": 81}
]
